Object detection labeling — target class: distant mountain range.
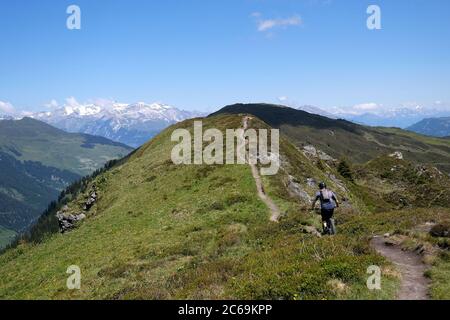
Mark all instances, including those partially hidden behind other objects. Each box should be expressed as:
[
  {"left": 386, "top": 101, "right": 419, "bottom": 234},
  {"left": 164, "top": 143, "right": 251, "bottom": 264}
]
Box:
[
  {"left": 30, "top": 102, "right": 204, "bottom": 147},
  {"left": 0, "top": 118, "right": 132, "bottom": 248},
  {"left": 291, "top": 104, "right": 450, "bottom": 129},
  {"left": 407, "top": 117, "right": 450, "bottom": 137},
  {"left": 4, "top": 101, "right": 448, "bottom": 144},
  {"left": 341, "top": 109, "right": 450, "bottom": 129}
]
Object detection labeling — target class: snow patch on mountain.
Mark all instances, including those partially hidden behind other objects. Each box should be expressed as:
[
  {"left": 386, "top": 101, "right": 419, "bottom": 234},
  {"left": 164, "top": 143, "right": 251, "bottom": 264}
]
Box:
[{"left": 29, "top": 102, "right": 204, "bottom": 147}]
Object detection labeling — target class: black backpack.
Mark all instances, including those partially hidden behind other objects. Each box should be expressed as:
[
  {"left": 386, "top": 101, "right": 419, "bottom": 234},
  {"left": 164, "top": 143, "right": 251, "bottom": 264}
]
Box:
[{"left": 320, "top": 189, "right": 332, "bottom": 203}]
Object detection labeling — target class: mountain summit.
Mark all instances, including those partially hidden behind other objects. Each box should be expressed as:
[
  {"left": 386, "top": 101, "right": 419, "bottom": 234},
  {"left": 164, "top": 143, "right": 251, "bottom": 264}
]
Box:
[{"left": 31, "top": 102, "right": 203, "bottom": 147}]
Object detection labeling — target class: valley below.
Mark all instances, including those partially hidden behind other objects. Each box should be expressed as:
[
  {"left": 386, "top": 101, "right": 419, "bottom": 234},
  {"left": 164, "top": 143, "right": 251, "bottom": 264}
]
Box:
[{"left": 0, "top": 118, "right": 132, "bottom": 249}]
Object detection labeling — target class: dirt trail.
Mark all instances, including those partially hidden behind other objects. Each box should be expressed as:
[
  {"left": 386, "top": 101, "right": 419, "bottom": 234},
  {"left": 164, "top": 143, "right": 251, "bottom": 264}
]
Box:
[
  {"left": 242, "top": 116, "right": 281, "bottom": 222},
  {"left": 371, "top": 236, "right": 430, "bottom": 300}
]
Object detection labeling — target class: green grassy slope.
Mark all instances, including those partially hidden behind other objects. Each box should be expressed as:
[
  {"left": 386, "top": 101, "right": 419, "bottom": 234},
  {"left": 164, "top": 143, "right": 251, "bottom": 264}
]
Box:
[
  {"left": 211, "top": 104, "right": 450, "bottom": 173},
  {"left": 0, "top": 226, "right": 16, "bottom": 250},
  {"left": 346, "top": 154, "right": 450, "bottom": 214},
  {"left": 0, "top": 114, "right": 448, "bottom": 299},
  {"left": 0, "top": 118, "right": 133, "bottom": 241},
  {"left": 0, "top": 118, "right": 132, "bottom": 176}
]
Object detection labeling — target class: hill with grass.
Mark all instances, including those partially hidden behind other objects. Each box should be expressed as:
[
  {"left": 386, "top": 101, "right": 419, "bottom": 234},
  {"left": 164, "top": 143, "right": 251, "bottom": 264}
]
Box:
[
  {"left": 0, "top": 111, "right": 449, "bottom": 300},
  {"left": 0, "top": 118, "right": 132, "bottom": 248},
  {"left": 211, "top": 104, "right": 450, "bottom": 174}
]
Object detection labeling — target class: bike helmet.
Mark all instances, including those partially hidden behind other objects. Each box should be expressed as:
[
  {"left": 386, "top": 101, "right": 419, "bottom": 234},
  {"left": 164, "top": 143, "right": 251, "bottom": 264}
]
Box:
[{"left": 319, "top": 182, "right": 326, "bottom": 190}]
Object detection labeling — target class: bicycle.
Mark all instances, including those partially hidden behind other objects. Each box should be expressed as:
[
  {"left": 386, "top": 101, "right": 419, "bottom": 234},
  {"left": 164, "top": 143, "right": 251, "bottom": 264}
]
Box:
[
  {"left": 311, "top": 207, "right": 337, "bottom": 236},
  {"left": 322, "top": 217, "right": 336, "bottom": 235}
]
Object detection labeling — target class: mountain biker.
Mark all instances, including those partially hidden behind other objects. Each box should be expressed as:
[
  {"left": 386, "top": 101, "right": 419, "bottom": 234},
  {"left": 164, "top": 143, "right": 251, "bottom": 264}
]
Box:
[{"left": 311, "top": 182, "right": 339, "bottom": 235}]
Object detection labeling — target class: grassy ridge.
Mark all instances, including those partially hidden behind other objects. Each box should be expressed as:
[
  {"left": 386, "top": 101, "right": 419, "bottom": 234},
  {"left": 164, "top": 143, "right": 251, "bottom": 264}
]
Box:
[
  {"left": 211, "top": 104, "right": 450, "bottom": 173},
  {"left": 0, "top": 114, "right": 448, "bottom": 299},
  {"left": 0, "top": 115, "right": 391, "bottom": 299}
]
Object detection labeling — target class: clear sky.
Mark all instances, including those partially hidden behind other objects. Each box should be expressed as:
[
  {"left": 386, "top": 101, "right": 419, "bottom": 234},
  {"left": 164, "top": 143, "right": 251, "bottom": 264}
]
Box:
[{"left": 1, "top": 0, "right": 450, "bottom": 113}]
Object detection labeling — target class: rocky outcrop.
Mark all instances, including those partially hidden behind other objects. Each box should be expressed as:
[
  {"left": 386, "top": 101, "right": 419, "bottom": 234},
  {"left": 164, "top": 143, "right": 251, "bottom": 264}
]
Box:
[
  {"left": 286, "top": 175, "right": 312, "bottom": 203},
  {"left": 327, "top": 173, "right": 348, "bottom": 193},
  {"left": 56, "top": 186, "right": 97, "bottom": 233},
  {"left": 415, "top": 165, "right": 443, "bottom": 179},
  {"left": 389, "top": 151, "right": 404, "bottom": 160},
  {"left": 302, "top": 145, "right": 336, "bottom": 162},
  {"left": 56, "top": 208, "right": 86, "bottom": 233},
  {"left": 306, "top": 178, "right": 317, "bottom": 188},
  {"left": 84, "top": 188, "right": 98, "bottom": 211},
  {"left": 299, "top": 225, "right": 322, "bottom": 238}
]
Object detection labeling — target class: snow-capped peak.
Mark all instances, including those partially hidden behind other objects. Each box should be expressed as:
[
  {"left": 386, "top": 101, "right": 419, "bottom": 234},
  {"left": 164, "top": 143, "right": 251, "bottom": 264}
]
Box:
[
  {"left": 29, "top": 101, "right": 205, "bottom": 147},
  {"left": 62, "top": 104, "right": 102, "bottom": 116}
]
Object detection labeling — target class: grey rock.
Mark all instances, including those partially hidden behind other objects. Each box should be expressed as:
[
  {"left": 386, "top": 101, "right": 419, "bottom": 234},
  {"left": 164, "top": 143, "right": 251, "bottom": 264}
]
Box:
[
  {"left": 389, "top": 151, "right": 403, "bottom": 160},
  {"left": 306, "top": 178, "right": 316, "bottom": 188},
  {"left": 56, "top": 212, "right": 87, "bottom": 233},
  {"left": 300, "top": 225, "right": 322, "bottom": 238},
  {"left": 286, "top": 175, "right": 311, "bottom": 203},
  {"left": 83, "top": 189, "right": 98, "bottom": 211},
  {"left": 303, "top": 145, "right": 336, "bottom": 162},
  {"left": 327, "top": 174, "right": 348, "bottom": 193},
  {"left": 57, "top": 185, "right": 97, "bottom": 233}
]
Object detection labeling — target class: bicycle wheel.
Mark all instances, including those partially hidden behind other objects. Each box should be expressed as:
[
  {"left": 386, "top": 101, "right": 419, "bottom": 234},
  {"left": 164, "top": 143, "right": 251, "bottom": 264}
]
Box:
[{"left": 330, "top": 218, "right": 336, "bottom": 235}]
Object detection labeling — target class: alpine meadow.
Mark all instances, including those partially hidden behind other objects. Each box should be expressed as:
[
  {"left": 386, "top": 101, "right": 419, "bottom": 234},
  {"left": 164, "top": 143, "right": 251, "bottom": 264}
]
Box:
[
  {"left": 1, "top": 106, "right": 449, "bottom": 300},
  {"left": 1, "top": 0, "right": 450, "bottom": 309}
]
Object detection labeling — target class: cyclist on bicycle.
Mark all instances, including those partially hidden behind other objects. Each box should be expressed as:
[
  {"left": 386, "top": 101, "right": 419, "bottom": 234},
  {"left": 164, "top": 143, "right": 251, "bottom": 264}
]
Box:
[{"left": 311, "top": 182, "right": 339, "bottom": 235}]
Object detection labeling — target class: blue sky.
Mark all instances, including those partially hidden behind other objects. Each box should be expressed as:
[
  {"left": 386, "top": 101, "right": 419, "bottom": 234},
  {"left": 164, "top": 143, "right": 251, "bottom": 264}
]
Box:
[{"left": 0, "top": 0, "right": 450, "bottom": 113}]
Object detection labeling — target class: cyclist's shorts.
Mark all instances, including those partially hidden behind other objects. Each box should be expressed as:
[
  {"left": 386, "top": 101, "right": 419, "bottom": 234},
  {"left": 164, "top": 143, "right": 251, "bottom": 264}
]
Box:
[{"left": 321, "top": 208, "right": 334, "bottom": 221}]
